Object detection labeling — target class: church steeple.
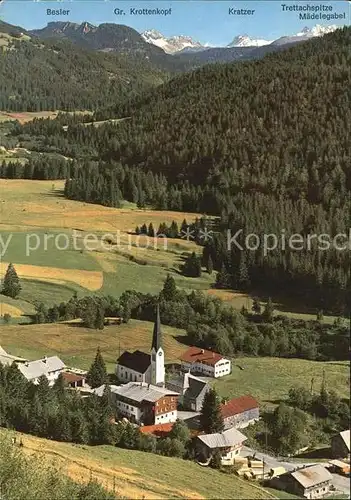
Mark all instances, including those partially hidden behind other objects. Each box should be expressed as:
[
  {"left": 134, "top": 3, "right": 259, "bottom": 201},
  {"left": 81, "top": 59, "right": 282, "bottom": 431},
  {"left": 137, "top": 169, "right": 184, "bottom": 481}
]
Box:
[
  {"left": 151, "top": 303, "right": 162, "bottom": 351},
  {"left": 150, "top": 304, "right": 165, "bottom": 386}
]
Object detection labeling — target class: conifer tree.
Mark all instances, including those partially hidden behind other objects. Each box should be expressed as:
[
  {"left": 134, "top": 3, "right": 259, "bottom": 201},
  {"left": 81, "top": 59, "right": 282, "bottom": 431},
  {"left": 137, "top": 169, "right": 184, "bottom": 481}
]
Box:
[
  {"left": 215, "top": 263, "right": 231, "bottom": 289},
  {"left": 35, "top": 303, "right": 48, "bottom": 324},
  {"left": 2, "top": 263, "right": 21, "bottom": 298},
  {"left": 148, "top": 223, "right": 155, "bottom": 237},
  {"left": 206, "top": 254, "right": 214, "bottom": 275},
  {"left": 236, "top": 253, "right": 250, "bottom": 290},
  {"left": 262, "top": 297, "right": 275, "bottom": 323},
  {"left": 48, "top": 305, "right": 60, "bottom": 323},
  {"left": 94, "top": 306, "right": 105, "bottom": 330},
  {"left": 183, "top": 252, "right": 202, "bottom": 278},
  {"left": 200, "top": 388, "right": 224, "bottom": 434},
  {"left": 86, "top": 347, "right": 107, "bottom": 389},
  {"left": 180, "top": 219, "right": 188, "bottom": 234},
  {"left": 169, "top": 220, "right": 179, "bottom": 238},
  {"left": 252, "top": 298, "right": 262, "bottom": 314},
  {"left": 161, "top": 274, "right": 177, "bottom": 301}
]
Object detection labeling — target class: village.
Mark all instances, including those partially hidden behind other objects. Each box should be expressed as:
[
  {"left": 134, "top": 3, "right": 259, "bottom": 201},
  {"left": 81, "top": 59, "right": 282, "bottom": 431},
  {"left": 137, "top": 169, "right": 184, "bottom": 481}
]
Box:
[{"left": 0, "top": 307, "right": 349, "bottom": 500}]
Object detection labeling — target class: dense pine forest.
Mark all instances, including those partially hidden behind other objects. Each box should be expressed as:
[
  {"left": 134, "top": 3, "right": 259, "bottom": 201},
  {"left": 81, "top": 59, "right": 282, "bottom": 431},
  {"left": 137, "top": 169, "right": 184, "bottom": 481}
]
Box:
[
  {"left": 0, "top": 27, "right": 167, "bottom": 111},
  {"left": 4, "top": 27, "right": 351, "bottom": 313}
]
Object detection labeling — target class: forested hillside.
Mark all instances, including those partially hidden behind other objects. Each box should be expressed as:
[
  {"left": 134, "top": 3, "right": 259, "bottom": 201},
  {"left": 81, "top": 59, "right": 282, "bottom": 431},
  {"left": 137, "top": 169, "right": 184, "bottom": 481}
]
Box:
[
  {"left": 9, "top": 27, "right": 351, "bottom": 313},
  {"left": 0, "top": 23, "right": 167, "bottom": 111}
]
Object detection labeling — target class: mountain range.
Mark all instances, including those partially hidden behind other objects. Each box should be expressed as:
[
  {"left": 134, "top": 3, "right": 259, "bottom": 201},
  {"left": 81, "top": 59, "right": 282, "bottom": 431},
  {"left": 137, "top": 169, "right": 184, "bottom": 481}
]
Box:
[
  {"left": 29, "top": 22, "right": 340, "bottom": 56},
  {"left": 141, "top": 24, "right": 338, "bottom": 53}
]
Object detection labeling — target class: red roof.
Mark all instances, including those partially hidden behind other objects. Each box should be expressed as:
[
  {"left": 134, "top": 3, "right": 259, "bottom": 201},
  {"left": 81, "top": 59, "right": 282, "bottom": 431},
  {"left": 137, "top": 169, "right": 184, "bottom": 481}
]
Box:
[
  {"left": 140, "top": 423, "right": 174, "bottom": 437},
  {"left": 180, "top": 346, "right": 224, "bottom": 366},
  {"left": 140, "top": 423, "right": 200, "bottom": 438},
  {"left": 62, "top": 372, "right": 86, "bottom": 384},
  {"left": 221, "top": 395, "right": 259, "bottom": 419}
]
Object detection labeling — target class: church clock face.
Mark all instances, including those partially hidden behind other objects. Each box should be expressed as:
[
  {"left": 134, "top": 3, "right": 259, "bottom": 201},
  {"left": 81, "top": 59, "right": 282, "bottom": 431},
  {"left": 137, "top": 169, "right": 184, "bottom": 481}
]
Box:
[{"left": 158, "top": 351, "right": 162, "bottom": 356}]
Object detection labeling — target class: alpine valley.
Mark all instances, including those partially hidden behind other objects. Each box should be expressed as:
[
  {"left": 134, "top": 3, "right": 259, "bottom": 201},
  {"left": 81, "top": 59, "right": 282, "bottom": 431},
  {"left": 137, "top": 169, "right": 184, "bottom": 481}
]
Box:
[{"left": 0, "top": 13, "right": 349, "bottom": 500}]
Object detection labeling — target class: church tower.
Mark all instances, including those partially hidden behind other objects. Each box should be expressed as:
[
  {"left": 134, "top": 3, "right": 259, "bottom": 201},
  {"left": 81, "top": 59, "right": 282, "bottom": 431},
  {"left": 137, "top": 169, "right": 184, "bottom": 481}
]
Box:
[{"left": 150, "top": 304, "right": 165, "bottom": 386}]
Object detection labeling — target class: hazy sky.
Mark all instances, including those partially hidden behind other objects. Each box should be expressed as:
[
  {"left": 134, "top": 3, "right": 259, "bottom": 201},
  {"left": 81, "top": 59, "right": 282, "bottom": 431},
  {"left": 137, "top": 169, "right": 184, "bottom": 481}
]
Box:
[{"left": 1, "top": 1, "right": 349, "bottom": 46}]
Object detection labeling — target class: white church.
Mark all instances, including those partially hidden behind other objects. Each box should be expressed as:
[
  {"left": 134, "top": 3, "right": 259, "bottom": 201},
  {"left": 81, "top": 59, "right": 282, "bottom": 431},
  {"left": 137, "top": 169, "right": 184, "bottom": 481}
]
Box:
[{"left": 116, "top": 305, "right": 165, "bottom": 386}]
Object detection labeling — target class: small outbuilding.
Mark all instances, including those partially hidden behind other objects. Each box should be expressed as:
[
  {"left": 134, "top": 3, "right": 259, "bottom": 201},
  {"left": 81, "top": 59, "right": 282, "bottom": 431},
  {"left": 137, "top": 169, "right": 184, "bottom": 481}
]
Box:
[
  {"left": 271, "top": 464, "right": 333, "bottom": 499},
  {"left": 196, "top": 427, "right": 247, "bottom": 465}
]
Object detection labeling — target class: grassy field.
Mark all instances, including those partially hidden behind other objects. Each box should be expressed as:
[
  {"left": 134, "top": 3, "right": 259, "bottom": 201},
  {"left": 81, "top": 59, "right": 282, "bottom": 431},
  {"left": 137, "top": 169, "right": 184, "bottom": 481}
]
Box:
[
  {"left": 0, "top": 179, "right": 213, "bottom": 315},
  {"left": 0, "top": 319, "right": 188, "bottom": 371},
  {"left": 1, "top": 429, "right": 274, "bottom": 499},
  {"left": 0, "top": 111, "right": 58, "bottom": 123},
  {"left": 0, "top": 179, "right": 200, "bottom": 233},
  {"left": 0, "top": 111, "right": 91, "bottom": 124},
  {"left": 213, "top": 358, "right": 350, "bottom": 406},
  {"left": 0, "top": 179, "right": 343, "bottom": 326}
]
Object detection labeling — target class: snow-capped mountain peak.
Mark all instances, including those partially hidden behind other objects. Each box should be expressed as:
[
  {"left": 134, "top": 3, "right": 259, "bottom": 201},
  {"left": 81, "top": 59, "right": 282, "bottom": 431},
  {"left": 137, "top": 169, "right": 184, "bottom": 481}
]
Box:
[
  {"left": 295, "top": 24, "right": 338, "bottom": 37},
  {"left": 142, "top": 24, "right": 340, "bottom": 54},
  {"left": 227, "top": 34, "right": 272, "bottom": 48},
  {"left": 272, "top": 24, "right": 339, "bottom": 46},
  {"left": 142, "top": 29, "right": 164, "bottom": 41},
  {"left": 141, "top": 29, "right": 204, "bottom": 54}
]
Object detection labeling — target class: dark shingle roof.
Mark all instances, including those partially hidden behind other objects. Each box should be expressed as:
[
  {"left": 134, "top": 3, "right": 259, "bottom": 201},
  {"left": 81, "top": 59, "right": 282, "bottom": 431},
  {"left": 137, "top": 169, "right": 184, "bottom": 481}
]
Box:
[
  {"left": 185, "top": 377, "right": 208, "bottom": 400},
  {"left": 118, "top": 350, "right": 150, "bottom": 373}
]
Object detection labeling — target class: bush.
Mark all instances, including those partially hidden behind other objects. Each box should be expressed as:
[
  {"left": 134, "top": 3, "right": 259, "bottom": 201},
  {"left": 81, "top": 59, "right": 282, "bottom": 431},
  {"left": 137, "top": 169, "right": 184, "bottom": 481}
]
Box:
[
  {"left": 210, "top": 450, "right": 222, "bottom": 469},
  {"left": 138, "top": 433, "right": 157, "bottom": 453},
  {"left": 3, "top": 313, "right": 11, "bottom": 324},
  {"left": 157, "top": 437, "right": 186, "bottom": 458}
]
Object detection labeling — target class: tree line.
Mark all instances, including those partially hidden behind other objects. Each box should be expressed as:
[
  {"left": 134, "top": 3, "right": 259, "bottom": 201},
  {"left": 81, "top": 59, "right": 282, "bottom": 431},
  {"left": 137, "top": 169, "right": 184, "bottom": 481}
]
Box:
[{"left": 0, "top": 157, "right": 71, "bottom": 180}]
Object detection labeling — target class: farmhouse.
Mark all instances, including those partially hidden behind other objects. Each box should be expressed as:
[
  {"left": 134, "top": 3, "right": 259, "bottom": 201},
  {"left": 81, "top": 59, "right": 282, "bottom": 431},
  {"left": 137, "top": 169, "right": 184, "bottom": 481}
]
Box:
[
  {"left": 17, "top": 356, "right": 65, "bottom": 386},
  {"left": 180, "top": 347, "right": 231, "bottom": 378},
  {"left": 331, "top": 429, "right": 350, "bottom": 459},
  {"left": 196, "top": 427, "right": 247, "bottom": 465},
  {"left": 95, "top": 382, "right": 179, "bottom": 425},
  {"left": 271, "top": 465, "right": 333, "bottom": 499},
  {"left": 116, "top": 306, "right": 165, "bottom": 386},
  {"left": 221, "top": 395, "right": 259, "bottom": 429},
  {"left": 166, "top": 371, "right": 210, "bottom": 411}
]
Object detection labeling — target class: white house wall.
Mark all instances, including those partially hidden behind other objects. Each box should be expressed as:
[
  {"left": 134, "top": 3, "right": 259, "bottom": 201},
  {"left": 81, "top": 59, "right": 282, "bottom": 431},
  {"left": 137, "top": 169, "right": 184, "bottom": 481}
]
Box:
[
  {"left": 116, "top": 365, "right": 149, "bottom": 383},
  {"left": 181, "top": 359, "right": 231, "bottom": 378},
  {"left": 155, "top": 409, "right": 178, "bottom": 425},
  {"left": 116, "top": 400, "right": 142, "bottom": 422},
  {"left": 214, "top": 359, "right": 231, "bottom": 377}
]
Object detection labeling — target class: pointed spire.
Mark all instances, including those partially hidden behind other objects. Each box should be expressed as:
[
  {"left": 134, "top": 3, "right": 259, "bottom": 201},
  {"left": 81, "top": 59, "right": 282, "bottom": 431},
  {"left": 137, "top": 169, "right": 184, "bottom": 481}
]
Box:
[{"left": 151, "top": 303, "right": 162, "bottom": 351}]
